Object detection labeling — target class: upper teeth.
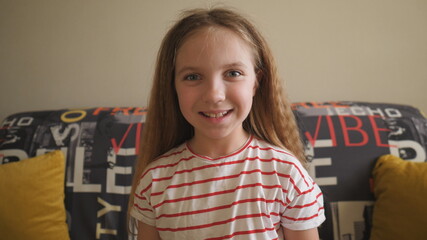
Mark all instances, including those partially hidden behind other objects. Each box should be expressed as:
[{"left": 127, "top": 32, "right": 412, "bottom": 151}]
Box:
[{"left": 204, "top": 111, "right": 228, "bottom": 118}]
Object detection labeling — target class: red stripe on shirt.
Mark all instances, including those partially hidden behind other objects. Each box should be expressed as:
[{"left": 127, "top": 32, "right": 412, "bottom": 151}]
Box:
[
  {"left": 248, "top": 145, "right": 295, "bottom": 157},
  {"left": 156, "top": 197, "right": 287, "bottom": 219},
  {"left": 187, "top": 135, "right": 254, "bottom": 161},
  {"left": 205, "top": 227, "right": 278, "bottom": 240},
  {"left": 139, "top": 182, "right": 152, "bottom": 195},
  {"left": 133, "top": 204, "right": 153, "bottom": 213},
  {"left": 153, "top": 183, "right": 286, "bottom": 208},
  {"left": 139, "top": 155, "right": 196, "bottom": 179},
  {"left": 249, "top": 145, "right": 310, "bottom": 188},
  {"left": 143, "top": 145, "right": 309, "bottom": 187},
  {"left": 156, "top": 213, "right": 272, "bottom": 232},
  {"left": 150, "top": 156, "right": 305, "bottom": 182},
  {"left": 150, "top": 169, "right": 301, "bottom": 197},
  {"left": 287, "top": 192, "right": 323, "bottom": 209},
  {"left": 283, "top": 207, "right": 325, "bottom": 222}
]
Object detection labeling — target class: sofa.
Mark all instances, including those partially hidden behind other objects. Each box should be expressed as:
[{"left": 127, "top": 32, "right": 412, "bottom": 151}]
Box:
[{"left": 0, "top": 101, "right": 426, "bottom": 240}]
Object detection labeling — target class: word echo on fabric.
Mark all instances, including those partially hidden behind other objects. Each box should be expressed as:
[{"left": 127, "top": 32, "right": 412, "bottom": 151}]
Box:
[{"left": 292, "top": 102, "right": 403, "bottom": 118}]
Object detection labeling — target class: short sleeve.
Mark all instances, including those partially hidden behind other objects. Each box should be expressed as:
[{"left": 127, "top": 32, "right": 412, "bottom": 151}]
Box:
[
  {"left": 129, "top": 169, "right": 156, "bottom": 226},
  {"left": 281, "top": 163, "right": 325, "bottom": 230}
]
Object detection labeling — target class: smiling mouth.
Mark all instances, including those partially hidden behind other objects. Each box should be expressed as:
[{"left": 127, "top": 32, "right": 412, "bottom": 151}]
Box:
[{"left": 200, "top": 110, "right": 231, "bottom": 118}]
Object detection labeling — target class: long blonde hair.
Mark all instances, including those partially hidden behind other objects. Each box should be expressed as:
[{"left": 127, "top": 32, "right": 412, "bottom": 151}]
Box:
[{"left": 128, "top": 7, "right": 306, "bottom": 234}]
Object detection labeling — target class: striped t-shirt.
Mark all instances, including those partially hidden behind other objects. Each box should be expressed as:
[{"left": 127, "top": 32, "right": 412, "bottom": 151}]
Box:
[{"left": 130, "top": 136, "right": 325, "bottom": 239}]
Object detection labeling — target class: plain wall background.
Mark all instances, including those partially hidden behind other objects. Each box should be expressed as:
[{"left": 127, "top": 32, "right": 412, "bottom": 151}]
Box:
[{"left": 1, "top": 0, "right": 426, "bottom": 122}]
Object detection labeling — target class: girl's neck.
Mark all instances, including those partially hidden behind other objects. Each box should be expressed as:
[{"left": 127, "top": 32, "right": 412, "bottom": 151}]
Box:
[{"left": 188, "top": 130, "right": 250, "bottom": 159}]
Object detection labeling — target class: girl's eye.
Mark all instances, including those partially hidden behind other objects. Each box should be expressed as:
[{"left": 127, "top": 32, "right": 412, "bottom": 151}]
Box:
[
  {"left": 184, "top": 74, "right": 201, "bottom": 81},
  {"left": 226, "top": 70, "right": 242, "bottom": 78}
]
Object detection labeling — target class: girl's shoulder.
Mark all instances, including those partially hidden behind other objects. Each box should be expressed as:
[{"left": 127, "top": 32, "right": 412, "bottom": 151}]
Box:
[
  {"left": 247, "top": 137, "right": 313, "bottom": 189},
  {"left": 145, "top": 142, "right": 190, "bottom": 169},
  {"left": 249, "top": 137, "right": 298, "bottom": 160},
  {"left": 248, "top": 137, "right": 308, "bottom": 171}
]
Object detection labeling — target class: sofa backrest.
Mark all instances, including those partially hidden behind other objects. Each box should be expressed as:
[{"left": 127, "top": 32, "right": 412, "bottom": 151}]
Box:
[
  {"left": 293, "top": 101, "right": 427, "bottom": 239},
  {"left": 1, "top": 102, "right": 426, "bottom": 240}
]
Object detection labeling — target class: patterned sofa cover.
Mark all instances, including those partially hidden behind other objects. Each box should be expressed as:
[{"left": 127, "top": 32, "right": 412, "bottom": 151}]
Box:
[{"left": 0, "top": 101, "right": 426, "bottom": 240}]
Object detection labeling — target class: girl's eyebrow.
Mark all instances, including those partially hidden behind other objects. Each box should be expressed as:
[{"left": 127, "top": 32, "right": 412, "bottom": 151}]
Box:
[
  {"left": 176, "top": 62, "right": 249, "bottom": 75},
  {"left": 223, "top": 62, "right": 248, "bottom": 69},
  {"left": 175, "top": 66, "right": 198, "bottom": 76}
]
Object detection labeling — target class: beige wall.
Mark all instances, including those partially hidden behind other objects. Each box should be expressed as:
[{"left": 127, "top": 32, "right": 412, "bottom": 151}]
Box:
[{"left": 1, "top": 0, "right": 426, "bottom": 121}]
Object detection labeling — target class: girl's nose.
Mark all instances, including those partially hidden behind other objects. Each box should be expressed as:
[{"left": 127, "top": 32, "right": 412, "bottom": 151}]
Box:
[{"left": 202, "top": 76, "right": 226, "bottom": 104}]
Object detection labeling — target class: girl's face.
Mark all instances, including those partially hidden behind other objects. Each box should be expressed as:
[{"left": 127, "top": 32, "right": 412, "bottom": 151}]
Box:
[{"left": 174, "top": 27, "right": 257, "bottom": 144}]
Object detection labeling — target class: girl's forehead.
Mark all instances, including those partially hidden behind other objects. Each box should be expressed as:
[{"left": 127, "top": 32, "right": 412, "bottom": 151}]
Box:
[
  {"left": 181, "top": 27, "right": 235, "bottom": 45},
  {"left": 176, "top": 26, "right": 255, "bottom": 63}
]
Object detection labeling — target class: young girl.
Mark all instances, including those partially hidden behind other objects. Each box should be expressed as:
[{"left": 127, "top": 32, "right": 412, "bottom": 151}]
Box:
[{"left": 129, "top": 8, "right": 325, "bottom": 240}]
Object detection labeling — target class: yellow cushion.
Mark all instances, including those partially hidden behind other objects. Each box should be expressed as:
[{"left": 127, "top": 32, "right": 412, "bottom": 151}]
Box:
[
  {"left": 0, "top": 151, "right": 70, "bottom": 240},
  {"left": 371, "top": 154, "right": 427, "bottom": 240}
]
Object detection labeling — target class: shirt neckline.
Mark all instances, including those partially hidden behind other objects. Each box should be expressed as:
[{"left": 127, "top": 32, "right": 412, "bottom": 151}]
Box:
[{"left": 186, "top": 135, "right": 254, "bottom": 161}]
